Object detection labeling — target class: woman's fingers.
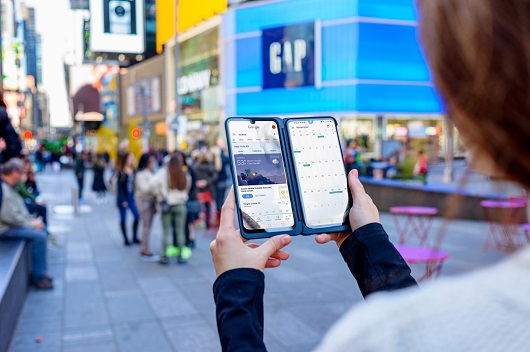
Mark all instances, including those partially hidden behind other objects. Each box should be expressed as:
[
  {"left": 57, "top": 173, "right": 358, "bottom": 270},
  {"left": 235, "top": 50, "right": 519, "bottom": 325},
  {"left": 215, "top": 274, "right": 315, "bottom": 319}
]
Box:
[
  {"left": 315, "top": 234, "right": 333, "bottom": 244},
  {"left": 265, "top": 258, "right": 281, "bottom": 268},
  {"left": 246, "top": 243, "right": 290, "bottom": 260}
]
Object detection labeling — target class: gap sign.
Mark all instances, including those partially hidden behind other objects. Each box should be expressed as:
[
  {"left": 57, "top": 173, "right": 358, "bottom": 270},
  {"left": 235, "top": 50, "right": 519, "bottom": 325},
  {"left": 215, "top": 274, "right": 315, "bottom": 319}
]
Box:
[{"left": 261, "top": 22, "right": 315, "bottom": 89}]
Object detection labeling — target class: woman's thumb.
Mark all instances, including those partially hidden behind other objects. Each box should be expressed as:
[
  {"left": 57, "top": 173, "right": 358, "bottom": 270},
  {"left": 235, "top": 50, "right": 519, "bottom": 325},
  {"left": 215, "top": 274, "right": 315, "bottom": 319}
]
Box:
[
  {"left": 258, "top": 235, "right": 292, "bottom": 258},
  {"left": 348, "top": 169, "right": 364, "bottom": 197}
]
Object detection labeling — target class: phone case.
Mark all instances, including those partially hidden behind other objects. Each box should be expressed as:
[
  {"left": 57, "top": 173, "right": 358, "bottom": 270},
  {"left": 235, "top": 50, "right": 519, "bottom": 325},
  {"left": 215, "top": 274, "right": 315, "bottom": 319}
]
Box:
[{"left": 225, "top": 116, "right": 351, "bottom": 239}]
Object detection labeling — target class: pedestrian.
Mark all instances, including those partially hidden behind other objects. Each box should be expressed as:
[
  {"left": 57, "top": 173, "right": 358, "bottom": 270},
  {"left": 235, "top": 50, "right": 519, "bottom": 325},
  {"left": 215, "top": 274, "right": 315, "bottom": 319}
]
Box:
[
  {"left": 191, "top": 151, "right": 217, "bottom": 230},
  {"left": 92, "top": 154, "right": 107, "bottom": 201},
  {"left": 215, "top": 148, "right": 230, "bottom": 225},
  {"left": 154, "top": 154, "right": 191, "bottom": 265},
  {"left": 0, "top": 159, "right": 53, "bottom": 289},
  {"left": 413, "top": 149, "right": 429, "bottom": 185},
  {"left": 0, "top": 94, "right": 22, "bottom": 164},
  {"left": 135, "top": 153, "right": 159, "bottom": 261},
  {"left": 35, "top": 146, "right": 44, "bottom": 172},
  {"left": 74, "top": 152, "right": 86, "bottom": 200},
  {"left": 16, "top": 159, "right": 48, "bottom": 227},
  {"left": 178, "top": 151, "right": 200, "bottom": 249},
  {"left": 116, "top": 152, "right": 140, "bottom": 246},
  {"left": 210, "top": 0, "right": 530, "bottom": 350}
]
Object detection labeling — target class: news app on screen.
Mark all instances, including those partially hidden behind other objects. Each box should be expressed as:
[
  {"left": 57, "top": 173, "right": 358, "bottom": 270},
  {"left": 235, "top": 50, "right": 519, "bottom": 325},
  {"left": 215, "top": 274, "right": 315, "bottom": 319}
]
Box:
[{"left": 228, "top": 120, "right": 294, "bottom": 231}]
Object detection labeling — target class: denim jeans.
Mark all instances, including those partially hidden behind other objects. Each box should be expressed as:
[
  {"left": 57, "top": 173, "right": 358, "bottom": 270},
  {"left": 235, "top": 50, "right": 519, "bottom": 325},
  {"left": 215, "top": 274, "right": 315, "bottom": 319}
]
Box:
[
  {"left": 0, "top": 227, "right": 47, "bottom": 282},
  {"left": 136, "top": 198, "right": 156, "bottom": 253},
  {"left": 161, "top": 204, "right": 187, "bottom": 255},
  {"left": 117, "top": 194, "right": 140, "bottom": 223}
]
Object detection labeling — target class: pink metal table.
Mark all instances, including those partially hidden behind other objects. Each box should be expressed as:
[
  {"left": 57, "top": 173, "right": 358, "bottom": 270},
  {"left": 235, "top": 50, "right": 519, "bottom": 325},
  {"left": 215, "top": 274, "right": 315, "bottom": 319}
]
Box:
[
  {"left": 390, "top": 206, "right": 438, "bottom": 246},
  {"left": 396, "top": 245, "right": 448, "bottom": 282},
  {"left": 480, "top": 200, "right": 527, "bottom": 251},
  {"left": 522, "top": 224, "right": 530, "bottom": 243}
]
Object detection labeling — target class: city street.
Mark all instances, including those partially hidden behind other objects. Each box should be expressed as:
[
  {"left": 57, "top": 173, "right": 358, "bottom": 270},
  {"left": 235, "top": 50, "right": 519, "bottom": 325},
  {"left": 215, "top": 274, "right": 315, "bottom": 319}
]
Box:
[{"left": 7, "top": 168, "right": 511, "bottom": 352}]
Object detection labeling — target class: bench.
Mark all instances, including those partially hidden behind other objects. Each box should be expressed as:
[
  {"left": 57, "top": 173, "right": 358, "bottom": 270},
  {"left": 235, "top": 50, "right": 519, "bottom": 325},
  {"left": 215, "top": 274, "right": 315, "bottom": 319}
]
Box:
[{"left": 0, "top": 240, "right": 30, "bottom": 352}]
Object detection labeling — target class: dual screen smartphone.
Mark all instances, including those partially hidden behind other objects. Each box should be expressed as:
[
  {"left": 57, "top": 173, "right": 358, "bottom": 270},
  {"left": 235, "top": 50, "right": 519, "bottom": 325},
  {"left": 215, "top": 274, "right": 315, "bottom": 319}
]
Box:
[{"left": 225, "top": 117, "right": 351, "bottom": 239}]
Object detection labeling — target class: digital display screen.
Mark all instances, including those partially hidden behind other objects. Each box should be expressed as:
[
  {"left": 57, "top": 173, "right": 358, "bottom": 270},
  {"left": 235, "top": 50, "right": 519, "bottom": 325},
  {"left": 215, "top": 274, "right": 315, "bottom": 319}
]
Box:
[
  {"left": 228, "top": 120, "right": 295, "bottom": 231},
  {"left": 287, "top": 118, "right": 349, "bottom": 228}
]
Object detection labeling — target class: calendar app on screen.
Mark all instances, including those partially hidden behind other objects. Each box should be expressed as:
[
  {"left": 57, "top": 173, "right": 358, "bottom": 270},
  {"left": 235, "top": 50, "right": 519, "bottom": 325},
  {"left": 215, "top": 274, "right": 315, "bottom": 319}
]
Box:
[
  {"left": 228, "top": 120, "right": 295, "bottom": 231},
  {"left": 288, "top": 119, "right": 349, "bottom": 228}
]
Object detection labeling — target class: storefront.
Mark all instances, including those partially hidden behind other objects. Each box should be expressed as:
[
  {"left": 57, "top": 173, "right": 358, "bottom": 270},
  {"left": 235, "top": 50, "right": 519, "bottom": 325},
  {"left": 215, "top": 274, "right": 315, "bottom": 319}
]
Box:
[
  {"left": 97, "top": 70, "right": 120, "bottom": 161},
  {"left": 222, "top": 0, "right": 452, "bottom": 160},
  {"left": 175, "top": 16, "right": 223, "bottom": 151},
  {"left": 120, "top": 55, "right": 166, "bottom": 158}
]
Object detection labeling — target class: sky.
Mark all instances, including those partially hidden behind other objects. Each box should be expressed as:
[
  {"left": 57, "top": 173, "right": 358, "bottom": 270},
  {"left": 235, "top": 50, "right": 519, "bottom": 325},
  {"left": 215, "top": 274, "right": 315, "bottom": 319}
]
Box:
[{"left": 25, "top": 0, "right": 86, "bottom": 127}]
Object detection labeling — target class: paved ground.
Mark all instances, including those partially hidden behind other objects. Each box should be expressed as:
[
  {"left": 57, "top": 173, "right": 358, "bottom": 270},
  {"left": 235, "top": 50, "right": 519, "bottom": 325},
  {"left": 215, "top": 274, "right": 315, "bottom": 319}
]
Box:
[{"left": 8, "top": 168, "right": 515, "bottom": 352}]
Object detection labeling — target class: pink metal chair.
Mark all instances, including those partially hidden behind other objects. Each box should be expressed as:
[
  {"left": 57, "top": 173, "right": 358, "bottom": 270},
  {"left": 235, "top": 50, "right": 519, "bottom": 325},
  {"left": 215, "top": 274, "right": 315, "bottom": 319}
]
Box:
[
  {"left": 396, "top": 245, "right": 448, "bottom": 282},
  {"left": 390, "top": 206, "right": 447, "bottom": 281}
]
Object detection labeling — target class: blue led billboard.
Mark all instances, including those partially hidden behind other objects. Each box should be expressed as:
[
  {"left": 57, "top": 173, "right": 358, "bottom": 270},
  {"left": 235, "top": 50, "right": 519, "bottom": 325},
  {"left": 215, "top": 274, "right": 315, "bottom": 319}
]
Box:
[{"left": 223, "top": 0, "right": 444, "bottom": 116}]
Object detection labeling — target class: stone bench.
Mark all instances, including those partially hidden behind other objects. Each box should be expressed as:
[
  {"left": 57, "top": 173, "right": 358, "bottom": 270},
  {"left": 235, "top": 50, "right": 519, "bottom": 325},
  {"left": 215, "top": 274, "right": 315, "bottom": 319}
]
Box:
[
  {"left": 361, "top": 177, "right": 528, "bottom": 222},
  {"left": 0, "top": 240, "right": 30, "bottom": 352}
]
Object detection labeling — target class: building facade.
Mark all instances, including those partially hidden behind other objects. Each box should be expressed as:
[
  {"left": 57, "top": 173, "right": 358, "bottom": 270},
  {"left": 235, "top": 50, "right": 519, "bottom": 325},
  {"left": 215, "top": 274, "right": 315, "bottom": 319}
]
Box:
[{"left": 222, "top": 0, "right": 453, "bottom": 159}]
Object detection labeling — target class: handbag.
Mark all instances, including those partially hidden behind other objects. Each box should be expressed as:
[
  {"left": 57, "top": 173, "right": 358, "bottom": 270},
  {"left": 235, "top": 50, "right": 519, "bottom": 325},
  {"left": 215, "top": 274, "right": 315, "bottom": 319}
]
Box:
[
  {"left": 160, "top": 200, "right": 170, "bottom": 212},
  {"left": 187, "top": 199, "right": 202, "bottom": 216}
]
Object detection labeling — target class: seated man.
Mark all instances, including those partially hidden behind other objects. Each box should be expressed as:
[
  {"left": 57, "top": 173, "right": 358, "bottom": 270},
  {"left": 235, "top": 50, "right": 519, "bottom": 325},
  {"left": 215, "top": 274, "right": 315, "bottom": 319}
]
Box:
[{"left": 0, "top": 158, "right": 53, "bottom": 289}]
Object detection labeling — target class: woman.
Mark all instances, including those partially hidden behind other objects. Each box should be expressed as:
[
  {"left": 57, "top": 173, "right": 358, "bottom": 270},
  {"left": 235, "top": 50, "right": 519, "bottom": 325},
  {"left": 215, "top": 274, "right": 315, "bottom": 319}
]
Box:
[
  {"left": 135, "top": 153, "right": 159, "bottom": 261},
  {"left": 0, "top": 94, "right": 22, "bottom": 163},
  {"left": 116, "top": 152, "right": 140, "bottom": 246},
  {"left": 154, "top": 154, "right": 191, "bottom": 265},
  {"left": 413, "top": 149, "right": 429, "bottom": 185},
  {"left": 92, "top": 154, "right": 107, "bottom": 200},
  {"left": 176, "top": 151, "right": 200, "bottom": 249},
  {"left": 210, "top": 0, "right": 530, "bottom": 351},
  {"left": 191, "top": 151, "right": 217, "bottom": 230}
]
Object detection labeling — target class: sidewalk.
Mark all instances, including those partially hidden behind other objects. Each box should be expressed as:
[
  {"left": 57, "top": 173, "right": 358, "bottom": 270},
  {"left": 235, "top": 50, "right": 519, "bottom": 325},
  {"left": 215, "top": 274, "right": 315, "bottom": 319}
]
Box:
[{"left": 9, "top": 169, "right": 510, "bottom": 352}]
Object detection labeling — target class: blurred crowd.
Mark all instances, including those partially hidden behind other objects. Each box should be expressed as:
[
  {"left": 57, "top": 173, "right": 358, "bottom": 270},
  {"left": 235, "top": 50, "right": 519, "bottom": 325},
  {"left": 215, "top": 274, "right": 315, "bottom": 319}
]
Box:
[{"left": 71, "top": 145, "right": 231, "bottom": 265}]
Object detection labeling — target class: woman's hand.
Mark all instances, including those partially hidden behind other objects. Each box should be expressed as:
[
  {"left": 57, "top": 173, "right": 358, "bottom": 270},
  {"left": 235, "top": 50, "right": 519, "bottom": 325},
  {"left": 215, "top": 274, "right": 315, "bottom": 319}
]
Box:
[
  {"left": 316, "top": 169, "right": 380, "bottom": 248},
  {"left": 210, "top": 188, "right": 292, "bottom": 277}
]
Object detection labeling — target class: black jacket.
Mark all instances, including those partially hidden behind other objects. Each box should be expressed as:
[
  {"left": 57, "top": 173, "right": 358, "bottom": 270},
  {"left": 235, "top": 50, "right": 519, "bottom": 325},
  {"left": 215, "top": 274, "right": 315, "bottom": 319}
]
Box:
[
  {"left": 0, "top": 107, "right": 22, "bottom": 163},
  {"left": 116, "top": 171, "right": 135, "bottom": 204},
  {"left": 213, "top": 223, "right": 417, "bottom": 351}
]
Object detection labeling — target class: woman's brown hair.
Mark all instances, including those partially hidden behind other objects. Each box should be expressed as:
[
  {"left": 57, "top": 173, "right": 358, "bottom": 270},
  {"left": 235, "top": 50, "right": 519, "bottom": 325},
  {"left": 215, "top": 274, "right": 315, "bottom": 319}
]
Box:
[
  {"left": 418, "top": 0, "right": 530, "bottom": 189},
  {"left": 167, "top": 154, "right": 187, "bottom": 190},
  {"left": 116, "top": 152, "right": 132, "bottom": 172}
]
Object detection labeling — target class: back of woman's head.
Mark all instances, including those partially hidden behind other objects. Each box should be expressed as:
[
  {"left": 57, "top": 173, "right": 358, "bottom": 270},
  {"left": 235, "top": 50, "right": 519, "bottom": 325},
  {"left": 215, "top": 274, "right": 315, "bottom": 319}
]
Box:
[
  {"left": 167, "top": 155, "right": 186, "bottom": 190},
  {"left": 137, "top": 153, "right": 151, "bottom": 171},
  {"left": 418, "top": 0, "right": 530, "bottom": 189},
  {"left": 117, "top": 152, "right": 132, "bottom": 172}
]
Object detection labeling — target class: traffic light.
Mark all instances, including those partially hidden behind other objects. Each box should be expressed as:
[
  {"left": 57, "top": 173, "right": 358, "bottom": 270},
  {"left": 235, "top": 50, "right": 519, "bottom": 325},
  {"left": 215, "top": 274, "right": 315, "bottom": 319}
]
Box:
[{"left": 131, "top": 127, "right": 141, "bottom": 139}]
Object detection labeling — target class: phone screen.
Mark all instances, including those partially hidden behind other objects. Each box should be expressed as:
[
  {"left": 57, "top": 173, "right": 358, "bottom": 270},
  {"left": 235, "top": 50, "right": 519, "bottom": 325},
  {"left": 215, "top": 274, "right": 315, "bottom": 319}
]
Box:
[
  {"left": 287, "top": 118, "right": 349, "bottom": 228},
  {"left": 227, "top": 120, "right": 295, "bottom": 232}
]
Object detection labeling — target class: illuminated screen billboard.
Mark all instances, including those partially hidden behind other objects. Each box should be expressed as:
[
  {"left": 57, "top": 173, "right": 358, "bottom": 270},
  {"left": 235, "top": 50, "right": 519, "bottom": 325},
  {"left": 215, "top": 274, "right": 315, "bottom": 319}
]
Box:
[{"left": 89, "top": 0, "right": 145, "bottom": 54}]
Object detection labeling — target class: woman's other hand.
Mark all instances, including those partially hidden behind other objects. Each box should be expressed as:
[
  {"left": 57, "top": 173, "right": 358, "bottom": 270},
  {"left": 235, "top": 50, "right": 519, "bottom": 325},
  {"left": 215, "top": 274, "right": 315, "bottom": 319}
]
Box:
[
  {"left": 316, "top": 169, "right": 380, "bottom": 248},
  {"left": 210, "top": 188, "right": 292, "bottom": 277}
]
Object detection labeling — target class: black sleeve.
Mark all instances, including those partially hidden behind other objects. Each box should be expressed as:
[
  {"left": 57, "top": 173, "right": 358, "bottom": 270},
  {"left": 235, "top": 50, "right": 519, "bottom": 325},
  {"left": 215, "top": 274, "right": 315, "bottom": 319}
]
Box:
[
  {"left": 213, "top": 268, "right": 267, "bottom": 352},
  {"left": 340, "top": 222, "right": 417, "bottom": 297},
  {"left": 0, "top": 109, "right": 22, "bottom": 162}
]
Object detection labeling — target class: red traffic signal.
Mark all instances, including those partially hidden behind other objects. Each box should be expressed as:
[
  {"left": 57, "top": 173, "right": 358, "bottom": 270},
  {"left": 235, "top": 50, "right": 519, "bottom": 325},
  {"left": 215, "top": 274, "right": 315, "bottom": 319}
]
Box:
[
  {"left": 23, "top": 131, "right": 33, "bottom": 139},
  {"left": 131, "top": 128, "right": 141, "bottom": 139}
]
